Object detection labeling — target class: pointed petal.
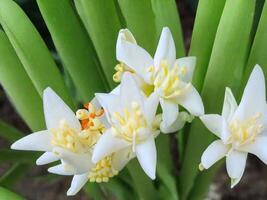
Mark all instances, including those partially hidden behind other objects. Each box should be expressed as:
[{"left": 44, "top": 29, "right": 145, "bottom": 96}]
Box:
[
  {"left": 116, "top": 39, "right": 153, "bottom": 83},
  {"left": 67, "top": 173, "right": 89, "bottom": 196},
  {"left": 36, "top": 152, "right": 59, "bottom": 165},
  {"left": 160, "top": 98, "right": 178, "bottom": 127},
  {"left": 154, "top": 27, "right": 176, "bottom": 69},
  {"left": 53, "top": 147, "right": 93, "bottom": 174},
  {"left": 43, "top": 88, "right": 81, "bottom": 131},
  {"left": 200, "top": 114, "right": 224, "bottom": 138},
  {"left": 121, "top": 72, "right": 144, "bottom": 110},
  {"left": 233, "top": 65, "right": 266, "bottom": 122},
  {"left": 92, "top": 129, "right": 130, "bottom": 163},
  {"left": 144, "top": 92, "right": 159, "bottom": 125},
  {"left": 226, "top": 150, "right": 247, "bottom": 187},
  {"left": 174, "top": 56, "right": 196, "bottom": 82},
  {"left": 177, "top": 84, "right": 204, "bottom": 116},
  {"left": 48, "top": 163, "right": 75, "bottom": 175},
  {"left": 222, "top": 87, "right": 237, "bottom": 121},
  {"left": 136, "top": 136, "right": 157, "bottom": 180},
  {"left": 240, "top": 136, "right": 267, "bottom": 164},
  {"left": 11, "top": 130, "right": 52, "bottom": 152},
  {"left": 116, "top": 29, "right": 136, "bottom": 47},
  {"left": 201, "top": 140, "right": 229, "bottom": 169},
  {"left": 112, "top": 147, "right": 135, "bottom": 171}
]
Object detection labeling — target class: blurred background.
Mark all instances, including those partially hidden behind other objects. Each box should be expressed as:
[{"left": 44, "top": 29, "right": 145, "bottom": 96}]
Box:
[{"left": 0, "top": 0, "right": 267, "bottom": 199}]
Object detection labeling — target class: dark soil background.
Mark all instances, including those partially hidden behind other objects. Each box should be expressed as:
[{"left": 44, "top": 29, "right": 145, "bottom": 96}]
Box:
[{"left": 1, "top": 0, "right": 267, "bottom": 199}]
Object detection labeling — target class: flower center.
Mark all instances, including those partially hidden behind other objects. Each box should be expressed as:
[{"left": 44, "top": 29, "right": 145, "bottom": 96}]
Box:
[
  {"left": 51, "top": 120, "right": 82, "bottom": 153},
  {"left": 111, "top": 101, "right": 149, "bottom": 150},
  {"left": 88, "top": 155, "right": 118, "bottom": 183},
  {"left": 228, "top": 113, "right": 263, "bottom": 148},
  {"left": 150, "top": 60, "right": 190, "bottom": 99},
  {"left": 113, "top": 63, "right": 135, "bottom": 83}
]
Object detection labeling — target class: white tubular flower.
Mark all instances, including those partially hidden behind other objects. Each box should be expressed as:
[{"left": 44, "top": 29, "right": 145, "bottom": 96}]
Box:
[
  {"left": 199, "top": 65, "right": 267, "bottom": 188},
  {"left": 11, "top": 88, "right": 94, "bottom": 174},
  {"left": 116, "top": 27, "right": 204, "bottom": 133},
  {"left": 93, "top": 72, "right": 160, "bottom": 179}
]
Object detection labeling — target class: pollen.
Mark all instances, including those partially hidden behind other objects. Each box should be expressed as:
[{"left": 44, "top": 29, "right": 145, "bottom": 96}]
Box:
[
  {"left": 88, "top": 155, "right": 118, "bottom": 183},
  {"left": 229, "top": 113, "right": 263, "bottom": 147}
]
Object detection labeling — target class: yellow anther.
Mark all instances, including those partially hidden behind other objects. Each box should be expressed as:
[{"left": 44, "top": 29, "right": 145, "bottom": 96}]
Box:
[
  {"left": 88, "top": 155, "right": 118, "bottom": 183},
  {"left": 199, "top": 163, "right": 205, "bottom": 171}
]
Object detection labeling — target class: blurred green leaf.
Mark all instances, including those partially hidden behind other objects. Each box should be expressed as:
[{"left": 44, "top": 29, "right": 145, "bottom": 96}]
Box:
[
  {"left": 117, "top": 0, "right": 157, "bottom": 54},
  {"left": 0, "top": 0, "right": 74, "bottom": 108},
  {"left": 0, "top": 187, "right": 25, "bottom": 200},
  {"left": 84, "top": 183, "right": 105, "bottom": 200},
  {"left": 0, "top": 120, "right": 23, "bottom": 142},
  {"left": 180, "top": 1, "right": 256, "bottom": 199},
  {"left": 74, "top": 0, "right": 122, "bottom": 88},
  {"left": 151, "top": 0, "right": 185, "bottom": 57},
  {"left": 37, "top": 0, "right": 108, "bottom": 102},
  {"left": 190, "top": 0, "right": 226, "bottom": 90},
  {"left": 0, "top": 149, "right": 39, "bottom": 163},
  {"left": 0, "top": 31, "right": 45, "bottom": 131}
]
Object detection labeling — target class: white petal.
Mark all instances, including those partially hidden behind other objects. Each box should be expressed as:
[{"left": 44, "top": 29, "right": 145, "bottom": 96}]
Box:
[
  {"left": 144, "top": 92, "right": 160, "bottom": 125},
  {"left": 177, "top": 84, "right": 204, "bottom": 116},
  {"left": 154, "top": 27, "right": 176, "bottom": 69},
  {"left": 201, "top": 140, "right": 229, "bottom": 169},
  {"left": 226, "top": 150, "right": 247, "bottom": 187},
  {"left": 92, "top": 129, "right": 130, "bottom": 163},
  {"left": 240, "top": 136, "right": 267, "bottom": 164},
  {"left": 222, "top": 87, "right": 237, "bottom": 122},
  {"left": 67, "top": 173, "right": 89, "bottom": 196},
  {"left": 95, "top": 93, "right": 121, "bottom": 123},
  {"left": 111, "top": 85, "right": 121, "bottom": 95},
  {"left": 11, "top": 130, "right": 52, "bottom": 152},
  {"left": 200, "top": 114, "right": 224, "bottom": 138},
  {"left": 112, "top": 147, "right": 135, "bottom": 171},
  {"left": 116, "top": 39, "right": 153, "bottom": 83},
  {"left": 53, "top": 147, "right": 93, "bottom": 174},
  {"left": 116, "top": 29, "right": 136, "bottom": 47},
  {"left": 43, "top": 87, "right": 81, "bottom": 131},
  {"left": 160, "top": 112, "right": 187, "bottom": 133},
  {"left": 160, "top": 98, "right": 178, "bottom": 127},
  {"left": 174, "top": 56, "right": 196, "bottom": 82},
  {"left": 36, "top": 152, "right": 59, "bottom": 165},
  {"left": 135, "top": 136, "right": 157, "bottom": 180},
  {"left": 233, "top": 65, "right": 266, "bottom": 122},
  {"left": 121, "top": 72, "right": 144, "bottom": 110},
  {"left": 48, "top": 163, "right": 75, "bottom": 175}
]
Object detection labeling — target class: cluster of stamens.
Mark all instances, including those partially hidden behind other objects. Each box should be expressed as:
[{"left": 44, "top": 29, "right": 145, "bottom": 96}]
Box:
[
  {"left": 228, "top": 113, "right": 263, "bottom": 148},
  {"left": 149, "top": 60, "right": 190, "bottom": 99},
  {"left": 88, "top": 155, "right": 118, "bottom": 183},
  {"left": 113, "top": 63, "right": 135, "bottom": 83},
  {"left": 111, "top": 101, "right": 148, "bottom": 151}
]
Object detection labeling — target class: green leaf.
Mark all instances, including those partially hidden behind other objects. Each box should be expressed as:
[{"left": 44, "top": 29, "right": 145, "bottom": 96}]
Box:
[
  {"left": 0, "top": 187, "right": 25, "bottom": 200},
  {"left": 37, "top": 0, "right": 108, "bottom": 101},
  {"left": 84, "top": 183, "right": 105, "bottom": 200},
  {"left": 242, "top": 1, "right": 267, "bottom": 91},
  {"left": 0, "top": 120, "right": 23, "bottom": 142},
  {"left": 0, "top": 31, "right": 45, "bottom": 131},
  {"left": 0, "top": 149, "right": 39, "bottom": 164},
  {"left": 151, "top": 0, "right": 185, "bottom": 57},
  {"left": 117, "top": 0, "right": 157, "bottom": 54},
  {"left": 190, "top": 0, "right": 226, "bottom": 90},
  {"left": 74, "top": 0, "right": 122, "bottom": 88},
  {"left": 0, "top": 0, "right": 74, "bottom": 108},
  {"left": 127, "top": 159, "right": 158, "bottom": 200},
  {"left": 180, "top": 1, "right": 256, "bottom": 199}
]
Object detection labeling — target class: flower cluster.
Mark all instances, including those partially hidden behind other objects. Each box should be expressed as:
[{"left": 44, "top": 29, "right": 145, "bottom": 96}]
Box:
[{"left": 10, "top": 27, "right": 267, "bottom": 195}]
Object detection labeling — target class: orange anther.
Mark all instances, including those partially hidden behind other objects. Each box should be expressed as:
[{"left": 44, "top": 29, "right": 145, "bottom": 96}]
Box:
[
  {"left": 81, "top": 119, "right": 89, "bottom": 130},
  {"left": 83, "top": 103, "right": 90, "bottom": 109},
  {"left": 90, "top": 113, "right": 96, "bottom": 118}
]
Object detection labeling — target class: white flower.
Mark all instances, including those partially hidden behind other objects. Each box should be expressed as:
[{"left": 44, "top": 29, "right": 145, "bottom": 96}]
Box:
[
  {"left": 116, "top": 27, "right": 204, "bottom": 133},
  {"left": 199, "top": 65, "right": 267, "bottom": 188},
  {"left": 11, "top": 88, "right": 93, "bottom": 174},
  {"left": 93, "top": 72, "right": 160, "bottom": 179}
]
